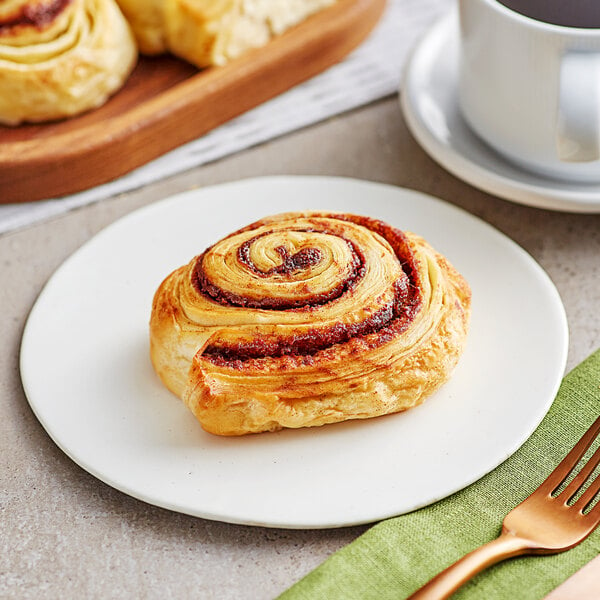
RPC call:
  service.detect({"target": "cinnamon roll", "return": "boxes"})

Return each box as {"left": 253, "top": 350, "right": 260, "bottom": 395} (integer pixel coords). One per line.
{"left": 0, "top": 0, "right": 137, "bottom": 125}
{"left": 150, "top": 212, "right": 471, "bottom": 436}
{"left": 115, "top": 0, "right": 337, "bottom": 67}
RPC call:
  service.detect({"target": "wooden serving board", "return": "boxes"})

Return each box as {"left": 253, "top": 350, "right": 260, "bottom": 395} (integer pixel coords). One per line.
{"left": 0, "top": 0, "right": 385, "bottom": 204}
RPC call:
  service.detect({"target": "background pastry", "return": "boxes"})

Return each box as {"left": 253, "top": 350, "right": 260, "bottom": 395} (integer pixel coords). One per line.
{"left": 115, "top": 0, "right": 337, "bottom": 67}
{"left": 111, "top": 0, "right": 166, "bottom": 54}
{"left": 0, "top": 0, "right": 137, "bottom": 125}
{"left": 150, "top": 212, "right": 472, "bottom": 436}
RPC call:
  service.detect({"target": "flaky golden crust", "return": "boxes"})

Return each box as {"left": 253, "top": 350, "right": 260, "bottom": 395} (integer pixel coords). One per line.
{"left": 0, "top": 0, "right": 137, "bottom": 125}
{"left": 115, "top": 0, "right": 336, "bottom": 67}
{"left": 112, "top": 0, "right": 167, "bottom": 54}
{"left": 150, "top": 212, "right": 471, "bottom": 436}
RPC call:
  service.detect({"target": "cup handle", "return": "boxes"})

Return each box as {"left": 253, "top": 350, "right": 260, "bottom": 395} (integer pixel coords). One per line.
{"left": 557, "top": 51, "right": 600, "bottom": 162}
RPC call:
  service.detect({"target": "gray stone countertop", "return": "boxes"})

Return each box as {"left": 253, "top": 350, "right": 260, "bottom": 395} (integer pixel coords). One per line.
{"left": 2, "top": 97, "right": 599, "bottom": 599}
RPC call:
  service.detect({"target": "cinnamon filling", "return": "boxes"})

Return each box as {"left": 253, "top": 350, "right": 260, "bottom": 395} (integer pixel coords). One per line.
{"left": 239, "top": 240, "right": 323, "bottom": 276}
{"left": 194, "top": 230, "right": 365, "bottom": 310}
{"left": 204, "top": 302, "right": 395, "bottom": 362}
{"left": 193, "top": 216, "right": 423, "bottom": 364}
{"left": 0, "top": 0, "right": 72, "bottom": 33}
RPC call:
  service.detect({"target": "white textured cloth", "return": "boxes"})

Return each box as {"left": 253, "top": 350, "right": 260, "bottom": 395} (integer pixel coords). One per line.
{"left": 0, "top": 0, "right": 449, "bottom": 234}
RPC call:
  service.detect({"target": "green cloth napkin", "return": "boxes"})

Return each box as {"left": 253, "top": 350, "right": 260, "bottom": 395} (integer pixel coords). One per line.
{"left": 280, "top": 349, "right": 600, "bottom": 600}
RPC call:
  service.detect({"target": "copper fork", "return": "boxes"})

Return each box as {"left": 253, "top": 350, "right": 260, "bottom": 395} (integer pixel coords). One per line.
{"left": 408, "top": 415, "right": 600, "bottom": 600}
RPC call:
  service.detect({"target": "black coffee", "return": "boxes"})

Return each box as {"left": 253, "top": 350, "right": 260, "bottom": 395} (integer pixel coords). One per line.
{"left": 497, "top": 0, "right": 600, "bottom": 28}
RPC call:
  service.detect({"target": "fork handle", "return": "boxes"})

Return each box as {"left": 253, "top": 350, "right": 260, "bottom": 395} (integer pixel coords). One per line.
{"left": 407, "top": 532, "right": 533, "bottom": 599}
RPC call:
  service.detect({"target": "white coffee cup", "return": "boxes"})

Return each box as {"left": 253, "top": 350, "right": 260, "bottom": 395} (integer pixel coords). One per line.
{"left": 458, "top": 0, "right": 600, "bottom": 182}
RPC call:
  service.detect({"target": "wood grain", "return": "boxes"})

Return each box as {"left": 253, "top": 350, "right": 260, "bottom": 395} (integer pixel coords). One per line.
{"left": 0, "top": 0, "right": 386, "bottom": 204}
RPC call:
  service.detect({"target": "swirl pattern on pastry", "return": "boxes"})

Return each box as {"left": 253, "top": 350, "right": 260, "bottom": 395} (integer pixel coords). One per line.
{"left": 0, "top": 0, "right": 137, "bottom": 125}
{"left": 150, "top": 212, "right": 471, "bottom": 436}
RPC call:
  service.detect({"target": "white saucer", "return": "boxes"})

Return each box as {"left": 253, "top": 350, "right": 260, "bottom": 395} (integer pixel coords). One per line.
{"left": 401, "top": 11, "right": 600, "bottom": 213}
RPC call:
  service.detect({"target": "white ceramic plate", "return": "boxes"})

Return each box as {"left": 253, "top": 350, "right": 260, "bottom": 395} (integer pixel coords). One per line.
{"left": 21, "top": 177, "right": 568, "bottom": 529}
{"left": 401, "top": 11, "right": 600, "bottom": 213}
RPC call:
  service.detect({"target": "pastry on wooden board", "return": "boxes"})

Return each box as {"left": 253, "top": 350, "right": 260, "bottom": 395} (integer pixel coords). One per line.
{"left": 115, "top": 0, "right": 337, "bottom": 66}
{"left": 0, "top": 0, "right": 137, "bottom": 125}
{"left": 149, "top": 212, "right": 472, "bottom": 436}
{"left": 0, "top": 0, "right": 339, "bottom": 125}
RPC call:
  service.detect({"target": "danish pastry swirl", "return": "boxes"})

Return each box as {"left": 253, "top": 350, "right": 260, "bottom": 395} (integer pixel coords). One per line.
{"left": 0, "top": 0, "right": 137, "bottom": 125}
{"left": 150, "top": 212, "right": 471, "bottom": 435}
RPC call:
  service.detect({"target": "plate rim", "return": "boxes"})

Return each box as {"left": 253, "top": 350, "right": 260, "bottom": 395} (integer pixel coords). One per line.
{"left": 19, "top": 175, "right": 569, "bottom": 528}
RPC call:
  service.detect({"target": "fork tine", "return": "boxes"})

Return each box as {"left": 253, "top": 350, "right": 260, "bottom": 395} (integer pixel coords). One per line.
{"left": 537, "top": 415, "right": 600, "bottom": 495}
{"left": 574, "top": 470, "right": 600, "bottom": 514}
{"left": 407, "top": 414, "right": 600, "bottom": 600}
{"left": 587, "top": 493, "right": 600, "bottom": 519}
{"left": 563, "top": 444, "right": 600, "bottom": 503}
